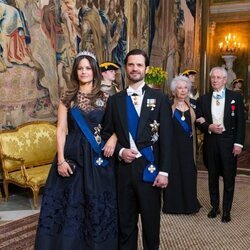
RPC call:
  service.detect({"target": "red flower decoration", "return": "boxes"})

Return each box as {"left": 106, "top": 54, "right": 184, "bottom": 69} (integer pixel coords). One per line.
{"left": 231, "top": 105, "right": 236, "bottom": 111}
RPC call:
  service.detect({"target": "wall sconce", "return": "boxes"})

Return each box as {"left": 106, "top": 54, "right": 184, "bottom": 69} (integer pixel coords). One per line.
{"left": 219, "top": 33, "right": 240, "bottom": 54}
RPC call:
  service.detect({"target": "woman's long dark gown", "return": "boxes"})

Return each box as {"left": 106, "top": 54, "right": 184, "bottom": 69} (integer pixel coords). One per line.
{"left": 162, "top": 109, "right": 201, "bottom": 214}
{"left": 35, "top": 93, "right": 118, "bottom": 250}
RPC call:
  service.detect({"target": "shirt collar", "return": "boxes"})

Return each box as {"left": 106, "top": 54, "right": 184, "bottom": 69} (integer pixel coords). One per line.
{"left": 213, "top": 88, "right": 225, "bottom": 97}
{"left": 127, "top": 83, "right": 146, "bottom": 96}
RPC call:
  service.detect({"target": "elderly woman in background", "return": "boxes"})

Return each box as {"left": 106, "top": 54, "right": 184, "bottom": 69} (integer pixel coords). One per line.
{"left": 163, "top": 76, "right": 202, "bottom": 214}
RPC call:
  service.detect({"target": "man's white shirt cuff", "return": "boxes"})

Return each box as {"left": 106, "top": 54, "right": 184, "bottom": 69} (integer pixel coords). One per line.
{"left": 159, "top": 171, "right": 168, "bottom": 177}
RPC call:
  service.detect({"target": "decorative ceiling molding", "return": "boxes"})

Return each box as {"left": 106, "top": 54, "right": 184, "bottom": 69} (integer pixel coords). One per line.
{"left": 210, "top": 3, "right": 250, "bottom": 14}
{"left": 210, "top": 3, "right": 250, "bottom": 22}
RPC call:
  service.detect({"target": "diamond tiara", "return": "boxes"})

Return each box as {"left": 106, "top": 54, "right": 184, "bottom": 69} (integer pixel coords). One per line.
{"left": 76, "top": 51, "right": 97, "bottom": 61}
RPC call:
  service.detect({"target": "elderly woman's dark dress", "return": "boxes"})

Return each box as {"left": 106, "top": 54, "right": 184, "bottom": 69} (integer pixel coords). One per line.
{"left": 163, "top": 108, "right": 201, "bottom": 214}
{"left": 35, "top": 91, "right": 118, "bottom": 250}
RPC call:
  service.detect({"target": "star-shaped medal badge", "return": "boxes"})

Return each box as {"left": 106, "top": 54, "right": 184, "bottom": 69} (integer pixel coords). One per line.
{"left": 150, "top": 120, "right": 160, "bottom": 143}
{"left": 94, "top": 124, "right": 102, "bottom": 144}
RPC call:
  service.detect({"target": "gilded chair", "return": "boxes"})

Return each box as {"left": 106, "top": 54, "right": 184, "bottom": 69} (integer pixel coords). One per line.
{"left": 0, "top": 121, "right": 57, "bottom": 209}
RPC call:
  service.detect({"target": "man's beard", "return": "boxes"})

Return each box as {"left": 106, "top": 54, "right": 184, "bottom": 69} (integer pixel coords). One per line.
{"left": 127, "top": 74, "right": 144, "bottom": 84}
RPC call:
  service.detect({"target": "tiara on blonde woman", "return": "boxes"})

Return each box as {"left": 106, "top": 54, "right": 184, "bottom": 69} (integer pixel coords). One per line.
{"left": 76, "top": 51, "right": 97, "bottom": 61}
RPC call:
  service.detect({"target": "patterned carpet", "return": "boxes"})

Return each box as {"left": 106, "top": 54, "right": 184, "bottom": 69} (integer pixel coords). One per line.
{"left": 0, "top": 213, "right": 38, "bottom": 250}
{"left": 0, "top": 172, "right": 249, "bottom": 250}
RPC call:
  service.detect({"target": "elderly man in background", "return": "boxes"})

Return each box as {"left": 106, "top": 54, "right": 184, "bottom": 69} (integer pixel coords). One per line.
{"left": 196, "top": 66, "right": 245, "bottom": 223}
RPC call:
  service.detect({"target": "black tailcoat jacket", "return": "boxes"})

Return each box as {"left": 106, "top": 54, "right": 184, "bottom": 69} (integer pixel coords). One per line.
{"left": 196, "top": 88, "right": 245, "bottom": 166}
{"left": 102, "top": 84, "right": 173, "bottom": 174}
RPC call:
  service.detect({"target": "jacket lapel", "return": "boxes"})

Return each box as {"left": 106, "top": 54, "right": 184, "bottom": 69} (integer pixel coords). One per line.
{"left": 207, "top": 92, "right": 213, "bottom": 123}
{"left": 224, "top": 89, "right": 231, "bottom": 120}
{"left": 117, "top": 91, "right": 129, "bottom": 141}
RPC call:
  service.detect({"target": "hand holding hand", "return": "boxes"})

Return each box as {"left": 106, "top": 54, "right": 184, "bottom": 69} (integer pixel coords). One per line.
{"left": 208, "top": 123, "right": 223, "bottom": 134}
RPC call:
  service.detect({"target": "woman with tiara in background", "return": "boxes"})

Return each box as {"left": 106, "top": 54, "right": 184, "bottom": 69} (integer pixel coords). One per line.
{"left": 35, "top": 51, "right": 118, "bottom": 250}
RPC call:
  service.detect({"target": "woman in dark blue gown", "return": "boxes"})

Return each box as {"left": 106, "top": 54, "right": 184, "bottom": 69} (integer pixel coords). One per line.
{"left": 163, "top": 76, "right": 201, "bottom": 214}
{"left": 35, "top": 51, "right": 118, "bottom": 250}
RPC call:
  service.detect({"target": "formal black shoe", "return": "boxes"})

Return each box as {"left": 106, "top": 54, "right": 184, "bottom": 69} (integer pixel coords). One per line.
{"left": 207, "top": 208, "right": 220, "bottom": 218}
{"left": 221, "top": 214, "right": 231, "bottom": 223}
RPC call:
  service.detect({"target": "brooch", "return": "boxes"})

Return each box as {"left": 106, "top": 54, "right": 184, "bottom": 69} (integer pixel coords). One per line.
{"left": 150, "top": 120, "right": 160, "bottom": 143}
{"left": 94, "top": 124, "right": 102, "bottom": 144}
{"left": 95, "top": 98, "right": 105, "bottom": 108}
{"left": 147, "top": 99, "right": 156, "bottom": 111}
{"left": 190, "top": 103, "right": 196, "bottom": 109}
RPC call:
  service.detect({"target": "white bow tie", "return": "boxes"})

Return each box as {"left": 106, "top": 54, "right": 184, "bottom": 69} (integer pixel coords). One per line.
{"left": 127, "top": 88, "right": 143, "bottom": 96}
{"left": 213, "top": 90, "right": 225, "bottom": 99}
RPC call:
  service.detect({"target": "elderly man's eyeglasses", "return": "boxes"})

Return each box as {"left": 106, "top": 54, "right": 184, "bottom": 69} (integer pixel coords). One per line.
{"left": 211, "top": 76, "right": 225, "bottom": 80}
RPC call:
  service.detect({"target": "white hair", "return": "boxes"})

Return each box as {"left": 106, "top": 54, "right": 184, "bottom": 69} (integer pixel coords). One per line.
{"left": 170, "top": 75, "right": 192, "bottom": 93}
{"left": 209, "top": 66, "right": 228, "bottom": 79}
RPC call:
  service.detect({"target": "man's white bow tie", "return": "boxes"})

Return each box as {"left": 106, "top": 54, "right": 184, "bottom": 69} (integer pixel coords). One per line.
{"left": 213, "top": 90, "right": 225, "bottom": 99}
{"left": 127, "top": 88, "right": 143, "bottom": 96}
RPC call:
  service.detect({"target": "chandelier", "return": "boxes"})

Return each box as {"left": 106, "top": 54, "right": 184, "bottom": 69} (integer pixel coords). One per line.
{"left": 219, "top": 33, "right": 241, "bottom": 54}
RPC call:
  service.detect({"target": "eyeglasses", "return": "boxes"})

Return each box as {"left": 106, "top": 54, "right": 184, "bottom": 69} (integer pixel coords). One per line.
{"left": 210, "top": 76, "right": 225, "bottom": 81}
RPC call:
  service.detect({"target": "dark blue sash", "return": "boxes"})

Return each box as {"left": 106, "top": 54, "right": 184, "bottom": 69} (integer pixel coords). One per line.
{"left": 70, "top": 107, "right": 108, "bottom": 167}
{"left": 174, "top": 109, "right": 192, "bottom": 137}
{"left": 127, "top": 96, "right": 158, "bottom": 182}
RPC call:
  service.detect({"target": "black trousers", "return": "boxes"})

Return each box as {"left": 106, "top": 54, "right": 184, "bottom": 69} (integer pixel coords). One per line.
{"left": 203, "top": 131, "right": 237, "bottom": 214}
{"left": 116, "top": 157, "right": 161, "bottom": 250}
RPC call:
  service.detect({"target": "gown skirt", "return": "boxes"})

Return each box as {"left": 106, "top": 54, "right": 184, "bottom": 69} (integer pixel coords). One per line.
{"left": 35, "top": 108, "right": 118, "bottom": 250}
{"left": 162, "top": 109, "right": 201, "bottom": 214}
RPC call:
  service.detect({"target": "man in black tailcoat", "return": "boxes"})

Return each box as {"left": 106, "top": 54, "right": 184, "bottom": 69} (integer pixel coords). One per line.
{"left": 102, "top": 49, "right": 173, "bottom": 249}
{"left": 196, "top": 66, "right": 245, "bottom": 223}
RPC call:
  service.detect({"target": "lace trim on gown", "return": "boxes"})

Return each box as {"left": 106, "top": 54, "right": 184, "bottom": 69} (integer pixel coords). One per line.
{"left": 76, "top": 91, "right": 109, "bottom": 112}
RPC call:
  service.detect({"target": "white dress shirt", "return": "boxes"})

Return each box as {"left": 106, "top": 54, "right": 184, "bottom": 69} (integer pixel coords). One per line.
{"left": 211, "top": 89, "right": 225, "bottom": 131}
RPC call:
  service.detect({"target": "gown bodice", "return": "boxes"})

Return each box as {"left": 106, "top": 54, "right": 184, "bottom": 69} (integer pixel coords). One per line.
{"left": 67, "top": 90, "right": 108, "bottom": 135}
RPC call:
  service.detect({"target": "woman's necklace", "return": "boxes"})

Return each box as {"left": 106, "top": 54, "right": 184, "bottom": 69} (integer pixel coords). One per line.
{"left": 181, "top": 112, "right": 185, "bottom": 121}
{"left": 177, "top": 102, "right": 186, "bottom": 121}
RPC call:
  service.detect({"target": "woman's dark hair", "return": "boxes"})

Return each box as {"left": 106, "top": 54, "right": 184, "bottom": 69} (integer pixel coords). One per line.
{"left": 61, "top": 54, "right": 102, "bottom": 108}
{"left": 124, "top": 49, "right": 149, "bottom": 67}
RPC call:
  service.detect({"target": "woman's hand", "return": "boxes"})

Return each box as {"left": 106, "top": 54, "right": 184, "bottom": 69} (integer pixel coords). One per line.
{"left": 57, "top": 161, "right": 73, "bottom": 177}
{"left": 103, "top": 133, "right": 117, "bottom": 157}
{"left": 196, "top": 117, "right": 206, "bottom": 124}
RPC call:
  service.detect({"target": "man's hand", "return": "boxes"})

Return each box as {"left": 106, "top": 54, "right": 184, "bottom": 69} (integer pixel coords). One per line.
{"left": 233, "top": 145, "right": 242, "bottom": 156}
{"left": 121, "top": 149, "right": 138, "bottom": 163}
{"left": 208, "top": 123, "right": 224, "bottom": 134}
{"left": 153, "top": 174, "right": 168, "bottom": 188}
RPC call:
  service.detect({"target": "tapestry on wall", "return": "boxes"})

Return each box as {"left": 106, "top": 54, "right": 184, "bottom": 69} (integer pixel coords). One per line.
{"left": 0, "top": 0, "right": 128, "bottom": 129}
{"left": 166, "top": 0, "right": 198, "bottom": 84}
